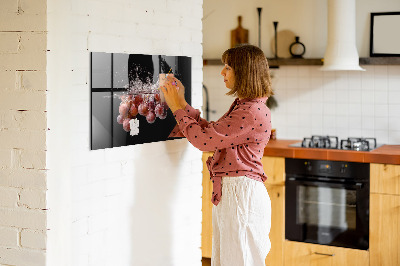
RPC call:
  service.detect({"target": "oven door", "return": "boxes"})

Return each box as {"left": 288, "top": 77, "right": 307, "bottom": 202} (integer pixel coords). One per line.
{"left": 285, "top": 177, "right": 369, "bottom": 250}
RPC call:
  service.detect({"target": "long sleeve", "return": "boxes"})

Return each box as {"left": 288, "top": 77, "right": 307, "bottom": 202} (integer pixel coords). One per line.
{"left": 168, "top": 104, "right": 211, "bottom": 137}
{"left": 173, "top": 105, "right": 256, "bottom": 152}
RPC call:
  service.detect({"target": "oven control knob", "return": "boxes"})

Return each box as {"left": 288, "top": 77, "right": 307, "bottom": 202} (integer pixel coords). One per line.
{"left": 340, "top": 164, "right": 347, "bottom": 174}
{"left": 304, "top": 161, "right": 312, "bottom": 171}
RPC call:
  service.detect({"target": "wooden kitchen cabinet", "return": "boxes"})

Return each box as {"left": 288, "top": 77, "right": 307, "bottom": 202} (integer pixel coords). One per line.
{"left": 370, "top": 193, "right": 400, "bottom": 266}
{"left": 370, "top": 163, "right": 400, "bottom": 266}
{"left": 261, "top": 156, "right": 285, "bottom": 186}
{"left": 264, "top": 184, "right": 285, "bottom": 266}
{"left": 202, "top": 152, "right": 213, "bottom": 258}
{"left": 262, "top": 156, "right": 285, "bottom": 266}
{"left": 284, "top": 241, "right": 369, "bottom": 266}
{"left": 370, "top": 163, "right": 400, "bottom": 195}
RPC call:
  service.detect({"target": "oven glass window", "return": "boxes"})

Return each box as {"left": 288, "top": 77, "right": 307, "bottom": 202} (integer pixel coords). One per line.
{"left": 297, "top": 186, "right": 356, "bottom": 230}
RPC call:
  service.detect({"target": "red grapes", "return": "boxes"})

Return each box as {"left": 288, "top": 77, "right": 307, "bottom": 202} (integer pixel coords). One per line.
{"left": 117, "top": 92, "right": 167, "bottom": 132}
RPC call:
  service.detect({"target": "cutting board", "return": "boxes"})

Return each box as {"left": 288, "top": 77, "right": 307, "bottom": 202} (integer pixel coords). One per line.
{"left": 231, "top": 16, "right": 249, "bottom": 48}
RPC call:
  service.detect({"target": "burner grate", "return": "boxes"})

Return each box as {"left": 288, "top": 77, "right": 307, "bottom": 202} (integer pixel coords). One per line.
{"left": 295, "top": 136, "right": 378, "bottom": 151}
{"left": 301, "top": 135, "right": 339, "bottom": 149}
{"left": 340, "top": 137, "right": 377, "bottom": 151}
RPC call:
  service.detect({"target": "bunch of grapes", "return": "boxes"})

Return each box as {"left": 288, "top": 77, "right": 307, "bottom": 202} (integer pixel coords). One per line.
{"left": 117, "top": 93, "right": 169, "bottom": 132}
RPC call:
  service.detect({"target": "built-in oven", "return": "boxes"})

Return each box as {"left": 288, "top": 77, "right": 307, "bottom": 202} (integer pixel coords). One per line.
{"left": 285, "top": 158, "right": 369, "bottom": 250}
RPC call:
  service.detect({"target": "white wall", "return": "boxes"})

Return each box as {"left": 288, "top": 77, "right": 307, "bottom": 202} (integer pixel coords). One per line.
{"left": 46, "top": 0, "right": 203, "bottom": 266}
{"left": 271, "top": 65, "right": 400, "bottom": 144}
{"left": 203, "top": 0, "right": 400, "bottom": 58}
{"left": 204, "top": 65, "right": 400, "bottom": 144}
{"left": 203, "top": 0, "right": 400, "bottom": 145}
{"left": 0, "top": 0, "right": 48, "bottom": 265}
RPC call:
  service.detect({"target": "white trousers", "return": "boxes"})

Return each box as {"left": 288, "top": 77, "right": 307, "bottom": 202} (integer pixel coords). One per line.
{"left": 212, "top": 176, "right": 271, "bottom": 266}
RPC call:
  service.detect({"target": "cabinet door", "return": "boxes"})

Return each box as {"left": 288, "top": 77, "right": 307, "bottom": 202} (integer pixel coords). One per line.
{"left": 261, "top": 156, "right": 285, "bottom": 185}
{"left": 370, "top": 163, "right": 400, "bottom": 195}
{"left": 284, "top": 241, "right": 369, "bottom": 266}
{"left": 370, "top": 193, "right": 400, "bottom": 266}
{"left": 202, "top": 152, "right": 213, "bottom": 258}
{"left": 264, "top": 185, "right": 284, "bottom": 266}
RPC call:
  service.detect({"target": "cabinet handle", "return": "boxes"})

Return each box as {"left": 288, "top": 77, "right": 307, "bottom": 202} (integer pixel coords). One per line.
{"left": 314, "top": 252, "right": 335, "bottom": 257}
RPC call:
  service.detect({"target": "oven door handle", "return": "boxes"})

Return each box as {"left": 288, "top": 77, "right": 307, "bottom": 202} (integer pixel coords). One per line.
{"left": 286, "top": 177, "right": 364, "bottom": 189}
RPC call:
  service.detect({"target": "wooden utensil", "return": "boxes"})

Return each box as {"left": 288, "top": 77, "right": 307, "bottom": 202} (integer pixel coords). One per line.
{"left": 231, "top": 16, "right": 249, "bottom": 48}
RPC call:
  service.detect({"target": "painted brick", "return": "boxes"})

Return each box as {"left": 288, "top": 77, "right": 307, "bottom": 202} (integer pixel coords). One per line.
{"left": 19, "top": 0, "right": 47, "bottom": 15}
{"left": 0, "top": 169, "right": 47, "bottom": 189}
{"left": 0, "top": 71, "right": 16, "bottom": 90}
{"left": 20, "top": 229, "right": 46, "bottom": 249}
{"left": 0, "top": 187, "right": 19, "bottom": 208}
{"left": 0, "top": 90, "right": 46, "bottom": 111}
{"left": 0, "top": 208, "right": 46, "bottom": 230}
{"left": 0, "top": 52, "right": 46, "bottom": 71}
{"left": 166, "top": 0, "right": 191, "bottom": 15}
{"left": 0, "top": 129, "right": 46, "bottom": 150}
{"left": 0, "top": 0, "right": 18, "bottom": 13}
{"left": 17, "top": 32, "right": 46, "bottom": 54}
{"left": 88, "top": 33, "right": 125, "bottom": 54}
{"left": 189, "top": 3, "right": 203, "bottom": 19}
{"left": 192, "top": 68, "right": 203, "bottom": 83}
{"left": 181, "top": 42, "right": 202, "bottom": 57}
{"left": 10, "top": 148, "right": 22, "bottom": 169}
{"left": 0, "top": 110, "right": 47, "bottom": 130}
{"left": 0, "top": 13, "right": 46, "bottom": 32}
{"left": 0, "top": 227, "right": 19, "bottom": 247}
{"left": 0, "top": 247, "right": 45, "bottom": 266}
{"left": 71, "top": 165, "right": 88, "bottom": 187}
{"left": 70, "top": 69, "right": 89, "bottom": 87}
{"left": 151, "top": 11, "right": 180, "bottom": 28}
{"left": 135, "top": 24, "right": 171, "bottom": 41}
{"left": 0, "top": 149, "right": 11, "bottom": 169}
{"left": 87, "top": 211, "right": 109, "bottom": 233}
{"left": 16, "top": 70, "right": 47, "bottom": 91}
{"left": 87, "top": 164, "right": 108, "bottom": 183}
{"left": 180, "top": 16, "right": 202, "bottom": 30}
{"left": 0, "top": 32, "right": 20, "bottom": 54}
{"left": 20, "top": 150, "right": 46, "bottom": 170}
{"left": 120, "top": 37, "right": 154, "bottom": 55}
{"left": 19, "top": 189, "right": 46, "bottom": 209}
{"left": 191, "top": 30, "right": 203, "bottom": 44}
{"left": 133, "top": 0, "right": 167, "bottom": 12}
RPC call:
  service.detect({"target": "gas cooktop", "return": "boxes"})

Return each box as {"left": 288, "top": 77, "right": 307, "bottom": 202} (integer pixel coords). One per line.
{"left": 289, "top": 135, "right": 383, "bottom": 151}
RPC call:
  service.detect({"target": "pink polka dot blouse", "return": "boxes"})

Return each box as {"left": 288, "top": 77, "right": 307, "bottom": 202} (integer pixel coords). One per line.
{"left": 172, "top": 97, "right": 271, "bottom": 206}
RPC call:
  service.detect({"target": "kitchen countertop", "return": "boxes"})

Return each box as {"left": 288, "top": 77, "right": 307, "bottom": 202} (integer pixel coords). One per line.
{"left": 263, "top": 139, "right": 400, "bottom": 165}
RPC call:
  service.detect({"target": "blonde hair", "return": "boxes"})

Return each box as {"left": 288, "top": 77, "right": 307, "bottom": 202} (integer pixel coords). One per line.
{"left": 221, "top": 44, "right": 273, "bottom": 99}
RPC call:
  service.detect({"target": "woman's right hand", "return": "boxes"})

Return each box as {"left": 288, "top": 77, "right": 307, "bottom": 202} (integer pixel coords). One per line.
{"left": 167, "top": 76, "right": 187, "bottom": 107}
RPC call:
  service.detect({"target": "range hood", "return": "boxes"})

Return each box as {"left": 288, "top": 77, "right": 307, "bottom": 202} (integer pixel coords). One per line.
{"left": 320, "top": 0, "right": 365, "bottom": 71}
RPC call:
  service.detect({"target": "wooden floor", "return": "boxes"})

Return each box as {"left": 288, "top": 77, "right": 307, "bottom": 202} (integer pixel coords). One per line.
{"left": 202, "top": 257, "right": 211, "bottom": 266}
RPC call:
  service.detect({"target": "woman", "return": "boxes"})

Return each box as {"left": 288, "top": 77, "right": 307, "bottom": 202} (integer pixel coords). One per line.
{"left": 161, "top": 44, "right": 273, "bottom": 266}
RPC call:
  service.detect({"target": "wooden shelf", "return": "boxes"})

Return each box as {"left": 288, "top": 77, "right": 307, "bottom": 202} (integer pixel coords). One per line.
{"left": 268, "top": 58, "right": 323, "bottom": 67}
{"left": 203, "top": 57, "right": 400, "bottom": 67}
{"left": 359, "top": 57, "right": 400, "bottom": 65}
{"left": 203, "top": 58, "right": 323, "bottom": 67}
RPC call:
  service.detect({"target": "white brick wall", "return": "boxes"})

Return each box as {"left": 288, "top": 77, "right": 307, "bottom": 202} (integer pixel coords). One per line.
{"left": 47, "top": 1, "right": 203, "bottom": 266}
{"left": 3, "top": 0, "right": 204, "bottom": 265}
{"left": 0, "top": 0, "right": 48, "bottom": 265}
